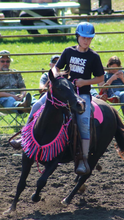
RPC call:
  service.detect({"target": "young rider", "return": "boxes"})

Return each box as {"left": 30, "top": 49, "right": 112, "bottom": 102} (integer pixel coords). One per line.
{"left": 52, "top": 22, "right": 104, "bottom": 175}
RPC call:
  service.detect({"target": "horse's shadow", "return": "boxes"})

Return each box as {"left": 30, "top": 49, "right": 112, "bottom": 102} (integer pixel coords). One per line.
{"left": 11, "top": 206, "right": 124, "bottom": 220}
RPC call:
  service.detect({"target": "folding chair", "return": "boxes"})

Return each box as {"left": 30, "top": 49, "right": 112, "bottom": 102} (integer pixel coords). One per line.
{"left": 0, "top": 106, "right": 28, "bottom": 131}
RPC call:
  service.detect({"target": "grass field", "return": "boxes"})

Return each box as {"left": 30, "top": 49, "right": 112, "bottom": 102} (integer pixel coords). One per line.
{"left": 1, "top": 22, "right": 124, "bottom": 87}
{"left": 0, "top": 0, "right": 124, "bottom": 134}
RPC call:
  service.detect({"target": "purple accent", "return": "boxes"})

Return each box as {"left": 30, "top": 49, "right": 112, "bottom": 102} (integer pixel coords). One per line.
{"left": 91, "top": 100, "right": 103, "bottom": 124}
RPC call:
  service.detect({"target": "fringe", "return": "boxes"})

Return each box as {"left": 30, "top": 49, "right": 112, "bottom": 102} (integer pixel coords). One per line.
{"left": 21, "top": 105, "right": 72, "bottom": 163}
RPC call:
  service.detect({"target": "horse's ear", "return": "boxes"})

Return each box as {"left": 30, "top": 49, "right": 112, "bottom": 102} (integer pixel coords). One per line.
{"left": 49, "top": 69, "right": 55, "bottom": 82}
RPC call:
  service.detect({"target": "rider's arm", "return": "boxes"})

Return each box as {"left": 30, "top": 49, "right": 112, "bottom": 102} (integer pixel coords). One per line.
{"left": 76, "top": 75, "right": 104, "bottom": 88}
{"left": 52, "top": 66, "right": 60, "bottom": 78}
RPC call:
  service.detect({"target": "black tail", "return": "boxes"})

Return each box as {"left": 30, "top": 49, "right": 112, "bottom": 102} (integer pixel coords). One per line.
{"left": 112, "top": 107, "right": 124, "bottom": 156}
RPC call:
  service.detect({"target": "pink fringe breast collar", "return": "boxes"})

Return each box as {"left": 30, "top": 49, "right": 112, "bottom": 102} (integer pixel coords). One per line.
{"left": 21, "top": 105, "right": 72, "bottom": 164}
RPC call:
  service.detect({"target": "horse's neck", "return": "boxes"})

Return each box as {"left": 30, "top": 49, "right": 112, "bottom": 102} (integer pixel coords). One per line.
{"left": 42, "top": 100, "right": 63, "bottom": 125}
{"left": 33, "top": 99, "right": 64, "bottom": 145}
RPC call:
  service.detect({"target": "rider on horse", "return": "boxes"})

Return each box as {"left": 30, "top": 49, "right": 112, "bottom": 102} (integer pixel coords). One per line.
{"left": 10, "top": 22, "right": 104, "bottom": 176}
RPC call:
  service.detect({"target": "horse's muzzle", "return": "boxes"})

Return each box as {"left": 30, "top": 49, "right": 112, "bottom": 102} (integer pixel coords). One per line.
{"left": 72, "top": 100, "right": 86, "bottom": 114}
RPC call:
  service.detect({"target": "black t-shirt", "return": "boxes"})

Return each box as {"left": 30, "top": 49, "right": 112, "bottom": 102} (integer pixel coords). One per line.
{"left": 56, "top": 46, "right": 104, "bottom": 95}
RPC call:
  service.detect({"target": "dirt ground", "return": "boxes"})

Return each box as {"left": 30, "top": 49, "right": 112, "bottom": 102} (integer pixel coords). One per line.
{"left": 0, "top": 137, "right": 124, "bottom": 220}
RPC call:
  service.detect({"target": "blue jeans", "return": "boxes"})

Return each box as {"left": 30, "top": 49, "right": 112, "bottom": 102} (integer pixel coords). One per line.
{"left": 0, "top": 97, "right": 21, "bottom": 113}
{"left": 29, "top": 93, "right": 47, "bottom": 119}
{"left": 0, "top": 95, "right": 37, "bottom": 114}
{"left": 76, "top": 94, "right": 91, "bottom": 140}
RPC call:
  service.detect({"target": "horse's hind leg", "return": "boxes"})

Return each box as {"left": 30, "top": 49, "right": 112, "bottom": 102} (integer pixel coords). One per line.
{"left": 62, "top": 154, "right": 102, "bottom": 205}
{"left": 62, "top": 173, "right": 90, "bottom": 206}
{"left": 32, "top": 159, "right": 58, "bottom": 202}
{"left": 9, "top": 153, "right": 33, "bottom": 212}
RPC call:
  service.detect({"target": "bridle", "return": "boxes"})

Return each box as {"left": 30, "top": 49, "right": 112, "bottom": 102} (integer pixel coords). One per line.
{"left": 47, "top": 78, "right": 71, "bottom": 111}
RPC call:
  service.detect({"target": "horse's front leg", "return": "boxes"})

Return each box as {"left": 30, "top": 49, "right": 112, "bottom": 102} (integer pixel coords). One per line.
{"left": 5, "top": 153, "right": 33, "bottom": 213}
{"left": 32, "top": 158, "right": 58, "bottom": 202}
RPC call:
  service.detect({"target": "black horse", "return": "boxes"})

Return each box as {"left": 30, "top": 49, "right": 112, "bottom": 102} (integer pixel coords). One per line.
{"left": 6, "top": 70, "right": 124, "bottom": 213}
{"left": 6, "top": 70, "right": 85, "bottom": 213}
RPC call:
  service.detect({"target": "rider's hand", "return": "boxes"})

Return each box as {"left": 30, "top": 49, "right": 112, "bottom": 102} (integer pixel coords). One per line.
{"left": 75, "top": 78, "right": 87, "bottom": 88}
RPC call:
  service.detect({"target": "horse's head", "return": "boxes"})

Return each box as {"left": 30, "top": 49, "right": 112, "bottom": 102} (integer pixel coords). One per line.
{"left": 48, "top": 69, "right": 85, "bottom": 114}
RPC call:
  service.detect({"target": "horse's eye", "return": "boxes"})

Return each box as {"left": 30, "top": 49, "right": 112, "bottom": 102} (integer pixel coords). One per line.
{"left": 55, "top": 84, "right": 62, "bottom": 91}
{"left": 57, "top": 88, "right": 62, "bottom": 91}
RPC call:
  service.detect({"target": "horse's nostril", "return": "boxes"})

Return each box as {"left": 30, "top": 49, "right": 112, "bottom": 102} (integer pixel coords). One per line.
{"left": 74, "top": 102, "right": 85, "bottom": 114}
{"left": 77, "top": 101, "right": 85, "bottom": 111}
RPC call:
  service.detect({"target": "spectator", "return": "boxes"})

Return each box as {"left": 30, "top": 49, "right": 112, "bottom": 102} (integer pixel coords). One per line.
{"left": 0, "top": 50, "right": 32, "bottom": 114}
{"left": 93, "top": 0, "right": 112, "bottom": 14}
{"left": 78, "top": 0, "right": 112, "bottom": 15}
{"left": 99, "top": 55, "right": 124, "bottom": 115}
{"left": 39, "top": 55, "right": 60, "bottom": 93}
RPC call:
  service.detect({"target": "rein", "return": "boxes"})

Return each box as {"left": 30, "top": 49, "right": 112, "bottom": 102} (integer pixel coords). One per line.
{"left": 72, "top": 79, "right": 79, "bottom": 95}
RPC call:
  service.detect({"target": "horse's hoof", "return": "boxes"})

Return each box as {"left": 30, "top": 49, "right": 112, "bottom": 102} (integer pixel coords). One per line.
{"left": 3, "top": 205, "right": 16, "bottom": 215}
{"left": 61, "top": 198, "right": 68, "bottom": 207}
{"left": 78, "top": 184, "right": 86, "bottom": 193}
{"left": 3, "top": 209, "right": 11, "bottom": 215}
{"left": 32, "top": 193, "right": 41, "bottom": 202}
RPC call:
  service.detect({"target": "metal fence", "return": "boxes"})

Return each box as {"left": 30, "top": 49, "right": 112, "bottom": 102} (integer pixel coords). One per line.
{"left": 0, "top": 13, "right": 124, "bottom": 131}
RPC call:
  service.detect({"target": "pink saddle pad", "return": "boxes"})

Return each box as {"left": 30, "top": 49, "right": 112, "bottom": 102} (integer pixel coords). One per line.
{"left": 91, "top": 100, "right": 103, "bottom": 124}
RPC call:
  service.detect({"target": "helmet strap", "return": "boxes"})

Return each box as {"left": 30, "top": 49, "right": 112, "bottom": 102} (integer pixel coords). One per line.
{"left": 76, "top": 34, "right": 81, "bottom": 46}
{"left": 76, "top": 34, "right": 79, "bottom": 44}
